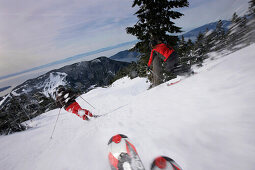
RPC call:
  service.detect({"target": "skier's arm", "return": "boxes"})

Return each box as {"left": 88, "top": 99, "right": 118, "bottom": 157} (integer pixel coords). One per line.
{"left": 148, "top": 50, "right": 155, "bottom": 67}
{"left": 67, "top": 89, "right": 79, "bottom": 100}
{"left": 55, "top": 96, "right": 64, "bottom": 108}
{"left": 166, "top": 45, "right": 175, "bottom": 60}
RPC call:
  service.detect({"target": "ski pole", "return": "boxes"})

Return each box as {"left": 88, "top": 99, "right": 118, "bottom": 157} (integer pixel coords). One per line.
{"left": 96, "top": 104, "right": 129, "bottom": 117}
{"left": 50, "top": 108, "right": 62, "bottom": 139}
{"left": 79, "top": 96, "right": 96, "bottom": 109}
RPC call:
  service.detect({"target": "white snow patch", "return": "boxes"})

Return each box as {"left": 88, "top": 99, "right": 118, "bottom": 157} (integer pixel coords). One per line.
{"left": 77, "top": 77, "right": 150, "bottom": 115}
{"left": 92, "top": 59, "right": 101, "bottom": 63}
{"left": 204, "top": 29, "right": 213, "bottom": 37}
{"left": 10, "top": 90, "right": 20, "bottom": 96}
{"left": 41, "top": 72, "right": 67, "bottom": 98}
{"left": 232, "top": 43, "right": 247, "bottom": 49}
{"left": 0, "top": 94, "right": 10, "bottom": 106}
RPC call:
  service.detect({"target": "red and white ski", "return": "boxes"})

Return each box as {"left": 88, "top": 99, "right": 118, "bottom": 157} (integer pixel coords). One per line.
{"left": 108, "top": 134, "right": 182, "bottom": 170}
{"left": 108, "top": 134, "right": 145, "bottom": 170}
{"left": 151, "top": 156, "right": 182, "bottom": 170}
{"left": 167, "top": 78, "right": 182, "bottom": 86}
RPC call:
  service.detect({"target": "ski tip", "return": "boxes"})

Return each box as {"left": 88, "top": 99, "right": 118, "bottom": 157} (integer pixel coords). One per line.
{"left": 151, "top": 156, "right": 182, "bottom": 170}
{"left": 108, "top": 134, "right": 128, "bottom": 145}
{"left": 167, "top": 79, "right": 182, "bottom": 86}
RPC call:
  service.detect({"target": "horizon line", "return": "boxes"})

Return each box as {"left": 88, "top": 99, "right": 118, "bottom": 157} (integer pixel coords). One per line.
{"left": 0, "top": 40, "right": 138, "bottom": 81}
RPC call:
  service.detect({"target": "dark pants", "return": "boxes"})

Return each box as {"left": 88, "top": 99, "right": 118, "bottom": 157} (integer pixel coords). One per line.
{"left": 164, "top": 52, "right": 178, "bottom": 72}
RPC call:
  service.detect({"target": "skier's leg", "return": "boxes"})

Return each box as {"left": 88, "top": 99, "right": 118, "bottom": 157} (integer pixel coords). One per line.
{"left": 73, "top": 103, "right": 93, "bottom": 120}
{"left": 74, "top": 104, "right": 89, "bottom": 120}
{"left": 165, "top": 53, "right": 178, "bottom": 73}
{"left": 65, "top": 102, "right": 78, "bottom": 114}
{"left": 66, "top": 102, "right": 94, "bottom": 120}
{"left": 77, "top": 108, "right": 93, "bottom": 120}
{"left": 66, "top": 102, "right": 86, "bottom": 119}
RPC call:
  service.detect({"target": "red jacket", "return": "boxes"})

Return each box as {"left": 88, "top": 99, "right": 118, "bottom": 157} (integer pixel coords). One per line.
{"left": 147, "top": 43, "right": 175, "bottom": 67}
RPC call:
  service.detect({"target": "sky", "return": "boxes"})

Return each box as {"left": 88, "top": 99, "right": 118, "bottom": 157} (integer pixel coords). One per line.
{"left": 0, "top": 0, "right": 250, "bottom": 83}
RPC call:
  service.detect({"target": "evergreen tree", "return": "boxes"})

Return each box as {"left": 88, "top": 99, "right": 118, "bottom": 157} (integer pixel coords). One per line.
{"left": 126, "top": 0, "right": 189, "bottom": 86}
{"left": 178, "top": 35, "right": 187, "bottom": 56}
{"left": 0, "top": 95, "right": 28, "bottom": 134}
{"left": 177, "top": 36, "right": 193, "bottom": 71}
{"left": 127, "top": 0, "right": 189, "bottom": 52}
{"left": 195, "top": 33, "right": 205, "bottom": 54}
{"left": 249, "top": 0, "right": 255, "bottom": 15}
{"left": 227, "top": 13, "right": 241, "bottom": 48}
{"left": 207, "top": 20, "right": 227, "bottom": 51}
{"left": 186, "top": 39, "right": 196, "bottom": 65}
{"left": 176, "top": 38, "right": 192, "bottom": 74}
{"left": 227, "top": 11, "right": 251, "bottom": 48}
{"left": 203, "top": 28, "right": 214, "bottom": 52}
{"left": 232, "top": 12, "right": 240, "bottom": 23}
{"left": 215, "top": 20, "right": 227, "bottom": 49}
{"left": 247, "top": 0, "right": 255, "bottom": 44}
{"left": 193, "top": 32, "right": 207, "bottom": 65}
{"left": 215, "top": 20, "right": 226, "bottom": 41}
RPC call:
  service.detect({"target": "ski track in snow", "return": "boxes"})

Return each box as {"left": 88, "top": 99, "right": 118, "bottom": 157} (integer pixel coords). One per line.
{"left": 0, "top": 44, "right": 255, "bottom": 170}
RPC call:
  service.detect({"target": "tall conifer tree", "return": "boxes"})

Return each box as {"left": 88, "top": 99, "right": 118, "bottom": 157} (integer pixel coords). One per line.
{"left": 249, "top": 0, "right": 255, "bottom": 15}
{"left": 127, "top": 0, "right": 189, "bottom": 54}
{"left": 126, "top": 0, "right": 189, "bottom": 85}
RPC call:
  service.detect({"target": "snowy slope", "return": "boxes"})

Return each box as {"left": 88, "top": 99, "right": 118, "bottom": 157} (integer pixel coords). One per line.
{"left": 0, "top": 44, "right": 255, "bottom": 170}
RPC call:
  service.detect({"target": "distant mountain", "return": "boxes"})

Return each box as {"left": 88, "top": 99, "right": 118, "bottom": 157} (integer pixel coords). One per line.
{"left": 182, "top": 20, "right": 231, "bottom": 41}
{"left": 0, "top": 57, "right": 129, "bottom": 134}
{"left": 0, "top": 86, "right": 11, "bottom": 93}
{"left": 110, "top": 50, "right": 139, "bottom": 63}
{"left": 12, "top": 57, "right": 129, "bottom": 96}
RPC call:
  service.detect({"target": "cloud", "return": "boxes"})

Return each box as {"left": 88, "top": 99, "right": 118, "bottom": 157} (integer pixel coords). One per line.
{"left": 0, "top": 0, "right": 250, "bottom": 79}
{"left": 0, "top": 0, "right": 137, "bottom": 77}
{"left": 0, "top": 40, "right": 137, "bottom": 81}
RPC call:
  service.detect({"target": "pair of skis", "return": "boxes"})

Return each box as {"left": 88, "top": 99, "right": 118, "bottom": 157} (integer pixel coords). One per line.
{"left": 108, "top": 134, "right": 182, "bottom": 170}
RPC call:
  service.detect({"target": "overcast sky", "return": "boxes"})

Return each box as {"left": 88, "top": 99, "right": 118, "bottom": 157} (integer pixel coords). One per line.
{"left": 0, "top": 0, "right": 250, "bottom": 80}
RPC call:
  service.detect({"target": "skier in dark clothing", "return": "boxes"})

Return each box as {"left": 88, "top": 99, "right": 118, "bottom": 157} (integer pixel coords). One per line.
{"left": 147, "top": 40, "right": 178, "bottom": 72}
{"left": 55, "top": 85, "right": 93, "bottom": 121}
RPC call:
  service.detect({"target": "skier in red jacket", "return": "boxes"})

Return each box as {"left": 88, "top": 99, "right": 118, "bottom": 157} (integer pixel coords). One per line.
{"left": 147, "top": 40, "right": 178, "bottom": 72}
{"left": 55, "top": 85, "right": 94, "bottom": 121}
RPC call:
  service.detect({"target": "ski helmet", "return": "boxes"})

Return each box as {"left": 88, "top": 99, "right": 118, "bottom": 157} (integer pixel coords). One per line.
{"left": 56, "top": 85, "right": 65, "bottom": 94}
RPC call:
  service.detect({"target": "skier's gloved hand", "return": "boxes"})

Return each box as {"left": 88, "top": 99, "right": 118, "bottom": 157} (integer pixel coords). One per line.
{"left": 146, "top": 66, "right": 150, "bottom": 71}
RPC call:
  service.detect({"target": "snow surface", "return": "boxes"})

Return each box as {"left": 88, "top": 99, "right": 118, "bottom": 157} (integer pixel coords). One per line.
{"left": 0, "top": 44, "right": 255, "bottom": 170}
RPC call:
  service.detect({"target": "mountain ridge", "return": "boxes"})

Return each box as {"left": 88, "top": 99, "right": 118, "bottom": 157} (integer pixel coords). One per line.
{"left": 0, "top": 57, "right": 129, "bottom": 134}
{"left": 181, "top": 20, "right": 231, "bottom": 41}
{"left": 109, "top": 50, "right": 139, "bottom": 62}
